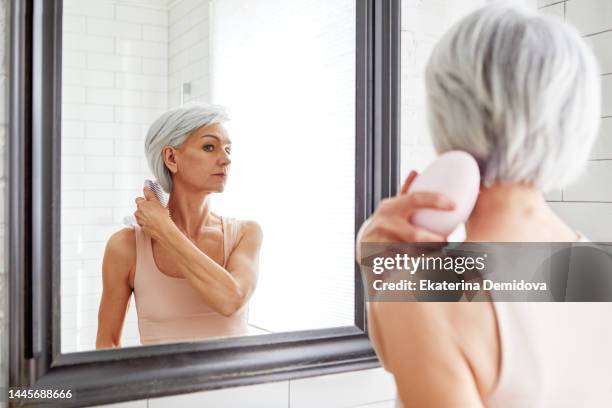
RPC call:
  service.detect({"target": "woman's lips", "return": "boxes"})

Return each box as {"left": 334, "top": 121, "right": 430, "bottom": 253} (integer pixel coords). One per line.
{"left": 213, "top": 174, "right": 226, "bottom": 177}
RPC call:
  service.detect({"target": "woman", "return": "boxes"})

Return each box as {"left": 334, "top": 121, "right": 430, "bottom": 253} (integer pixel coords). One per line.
{"left": 357, "top": 3, "right": 612, "bottom": 407}
{"left": 96, "top": 104, "right": 263, "bottom": 348}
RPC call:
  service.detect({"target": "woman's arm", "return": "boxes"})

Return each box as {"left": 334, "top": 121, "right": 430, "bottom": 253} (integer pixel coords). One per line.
{"left": 370, "top": 302, "right": 484, "bottom": 408}
{"left": 96, "top": 228, "right": 135, "bottom": 349}
{"left": 158, "top": 220, "right": 263, "bottom": 317}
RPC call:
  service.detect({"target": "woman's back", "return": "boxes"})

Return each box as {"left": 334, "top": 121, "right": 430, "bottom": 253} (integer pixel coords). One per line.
{"left": 484, "top": 301, "right": 612, "bottom": 407}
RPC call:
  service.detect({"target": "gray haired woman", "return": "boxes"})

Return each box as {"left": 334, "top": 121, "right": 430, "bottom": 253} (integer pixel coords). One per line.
{"left": 96, "top": 104, "right": 263, "bottom": 348}
{"left": 357, "top": 2, "right": 612, "bottom": 407}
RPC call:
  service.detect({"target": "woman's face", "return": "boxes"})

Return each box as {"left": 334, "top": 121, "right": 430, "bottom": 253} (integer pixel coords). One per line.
{"left": 164, "top": 122, "right": 232, "bottom": 193}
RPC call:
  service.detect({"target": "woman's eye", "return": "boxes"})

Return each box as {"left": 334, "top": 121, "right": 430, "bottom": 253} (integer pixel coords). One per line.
{"left": 203, "top": 144, "right": 215, "bottom": 152}
{"left": 226, "top": 148, "right": 232, "bottom": 155}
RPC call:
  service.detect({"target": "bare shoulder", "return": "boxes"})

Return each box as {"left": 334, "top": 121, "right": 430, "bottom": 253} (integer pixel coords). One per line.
{"left": 103, "top": 227, "right": 137, "bottom": 282}
{"left": 235, "top": 219, "right": 263, "bottom": 243}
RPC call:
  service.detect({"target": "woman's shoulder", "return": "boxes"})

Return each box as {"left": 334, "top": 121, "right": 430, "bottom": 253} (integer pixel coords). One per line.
{"left": 104, "top": 227, "right": 137, "bottom": 270}
{"left": 223, "top": 218, "right": 263, "bottom": 246}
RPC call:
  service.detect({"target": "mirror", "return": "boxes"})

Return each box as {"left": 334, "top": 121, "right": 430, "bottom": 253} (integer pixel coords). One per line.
{"left": 60, "top": 0, "right": 357, "bottom": 352}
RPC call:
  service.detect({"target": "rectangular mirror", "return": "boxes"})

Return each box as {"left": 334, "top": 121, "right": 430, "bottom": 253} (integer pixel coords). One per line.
{"left": 60, "top": 0, "right": 358, "bottom": 353}
{"left": 9, "top": 0, "right": 400, "bottom": 406}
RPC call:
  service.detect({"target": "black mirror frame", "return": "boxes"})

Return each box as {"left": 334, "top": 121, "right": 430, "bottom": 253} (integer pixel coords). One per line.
{"left": 8, "top": 0, "right": 401, "bottom": 406}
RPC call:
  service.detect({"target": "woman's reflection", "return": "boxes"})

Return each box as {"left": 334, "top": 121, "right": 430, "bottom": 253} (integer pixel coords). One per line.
{"left": 96, "top": 104, "right": 263, "bottom": 348}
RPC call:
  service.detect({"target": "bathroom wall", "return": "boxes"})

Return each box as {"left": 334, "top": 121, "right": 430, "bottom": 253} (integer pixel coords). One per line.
{"left": 167, "top": 0, "right": 211, "bottom": 106}
{"left": 539, "top": 0, "right": 612, "bottom": 241}
{"left": 61, "top": 0, "right": 169, "bottom": 352}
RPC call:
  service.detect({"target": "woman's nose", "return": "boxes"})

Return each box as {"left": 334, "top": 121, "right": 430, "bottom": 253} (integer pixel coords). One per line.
{"left": 220, "top": 153, "right": 231, "bottom": 165}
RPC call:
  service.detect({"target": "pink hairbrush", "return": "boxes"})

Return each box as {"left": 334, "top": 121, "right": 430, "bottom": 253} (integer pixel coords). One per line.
{"left": 144, "top": 179, "right": 168, "bottom": 206}
{"left": 406, "top": 151, "right": 481, "bottom": 237}
{"left": 123, "top": 179, "right": 168, "bottom": 227}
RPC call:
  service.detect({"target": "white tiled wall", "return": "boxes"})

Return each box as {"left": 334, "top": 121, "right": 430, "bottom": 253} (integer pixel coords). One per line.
{"left": 543, "top": 0, "right": 612, "bottom": 241}
{"left": 61, "top": 0, "right": 168, "bottom": 352}
{"left": 400, "top": 0, "right": 487, "bottom": 176}
{"left": 167, "top": 0, "right": 211, "bottom": 106}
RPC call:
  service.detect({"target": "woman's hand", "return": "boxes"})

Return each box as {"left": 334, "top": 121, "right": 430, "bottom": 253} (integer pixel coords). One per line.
{"left": 134, "top": 187, "right": 174, "bottom": 242}
{"left": 355, "top": 170, "right": 456, "bottom": 263}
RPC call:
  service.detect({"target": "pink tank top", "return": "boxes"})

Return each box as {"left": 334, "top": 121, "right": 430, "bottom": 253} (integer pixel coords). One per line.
{"left": 394, "top": 234, "right": 612, "bottom": 407}
{"left": 484, "top": 234, "right": 612, "bottom": 406}
{"left": 132, "top": 215, "right": 249, "bottom": 345}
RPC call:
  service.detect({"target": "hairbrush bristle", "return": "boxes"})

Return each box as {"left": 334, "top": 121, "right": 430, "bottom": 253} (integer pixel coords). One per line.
{"left": 144, "top": 179, "right": 168, "bottom": 206}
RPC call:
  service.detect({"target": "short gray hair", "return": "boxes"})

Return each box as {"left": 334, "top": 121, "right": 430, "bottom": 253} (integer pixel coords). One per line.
{"left": 144, "top": 104, "right": 229, "bottom": 193}
{"left": 425, "top": 1, "right": 601, "bottom": 192}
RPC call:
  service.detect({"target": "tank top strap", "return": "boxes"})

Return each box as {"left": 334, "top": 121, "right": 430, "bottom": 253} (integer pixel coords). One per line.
{"left": 133, "top": 224, "right": 147, "bottom": 269}
{"left": 222, "top": 217, "right": 240, "bottom": 268}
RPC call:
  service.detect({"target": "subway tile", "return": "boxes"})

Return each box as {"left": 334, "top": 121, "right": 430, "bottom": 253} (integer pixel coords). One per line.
{"left": 114, "top": 106, "right": 164, "bottom": 124}
{"left": 113, "top": 173, "right": 150, "bottom": 190}
{"left": 140, "top": 91, "right": 166, "bottom": 108}
{"left": 537, "top": 0, "right": 564, "bottom": 7}
{"left": 544, "top": 188, "right": 563, "bottom": 200}
{"left": 117, "top": 39, "right": 168, "bottom": 59}
{"left": 141, "top": 58, "right": 168, "bottom": 76}
{"left": 549, "top": 201, "right": 612, "bottom": 240}
{"left": 62, "top": 103, "right": 114, "bottom": 122}
{"left": 116, "top": 5, "right": 168, "bottom": 26}
{"left": 61, "top": 190, "right": 84, "bottom": 208}
{"left": 63, "top": 15, "right": 86, "bottom": 33}
{"left": 64, "top": 2, "right": 114, "bottom": 19}
{"left": 169, "top": 25, "right": 206, "bottom": 57}
{"left": 81, "top": 225, "right": 119, "bottom": 243}
{"left": 86, "top": 156, "right": 143, "bottom": 174}
{"left": 61, "top": 208, "right": 114, "bottom": 226}
{"left": 87, "top": 89, "right": 142, "bottom": 107}
{"left": 114, "top": 140, "right": 147, "bottom": 157}
{"left": 289, "top": 368, "right": 397, "bottom": 408}
{"left": 63, "top": 51, "right": 87, "bottom": 69}
{"left": 62, "top": 173, "right": 114, "bottom": 191}
{"left": 61, "top": 260, "right": 85, "bottom": 277}
{"left": 62, "top": 156, "right": 86, "bottom": 174}
{"left": 87, "top": 54, "right": 142, "bottom": 73}
{"left": 84, "top": 189, "right": 142, "bottom": 207}
{"left": 61, "top": 240, "right": 105, "bottom": 261}
{"left": 563, "top": 160, "right": 612, "bottom": 201}
{"left": 540, "top": 2, "right": 565, "bottom": 19}
{"left": 590, "top": 118, "right": 612, "bottom": 159}
{"left": 115, "top": 72, "right": 168, "bottom": 92}
{"left": 149, "top": 381, "right": 289, "bottom": 408}
{"left": 169, "top": 0, "right": 201, "bottom": 26}
{"left": 63, "top": 33, "right": 114, "bottom": 54}
{"left": 62, "top": 68, "right": 114, "bottom": 88}
{"left": 566, "top": 0, "right": 612, "bottom": 36}
{"left": 86, "top": 123, "right": 145, "bottom": 140}
{"left": 63, "top": 86, "right": 86, "bottom": 103}
{"left": 169, "top": 49, "right": 190, "bottom": 74}
{"left": 87, "top": 18, "right": 142, "bottom": 40}
{"left": 62, "top": 121, "right": 85, "bottom": 139}
{"left": 143, "top": 25, "right": 168, "bottom": 42}
{"left": 587, "top": 31, "right": 612, "bottom": 74}
{"left": 62, "top": 138, "right": 114, "bottom": 156}
{"left": 603, "top": 75, "right": 612, "bottom": 116}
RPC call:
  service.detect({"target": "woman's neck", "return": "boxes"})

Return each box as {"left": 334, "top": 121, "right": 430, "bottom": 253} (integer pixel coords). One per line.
{"left": 166, "top": 183, "right": 214, "bottom": 238}
{"left": 465, "top": 182, "right": 576, "bottom": 242}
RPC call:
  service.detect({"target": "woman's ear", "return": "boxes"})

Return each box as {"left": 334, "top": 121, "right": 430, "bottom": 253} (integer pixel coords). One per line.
{"left": 162, "top": 146, "right": 178, "bottom": 174}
